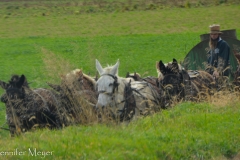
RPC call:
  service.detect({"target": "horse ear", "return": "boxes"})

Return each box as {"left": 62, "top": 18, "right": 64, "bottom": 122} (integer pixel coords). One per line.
{"left": 0, "top": 80, "right": 9, "bottom": 90}
{"left": 126, "top": 72, "right": 130, "bottom": 78}
{"left": 96, "top": 59, "right": 104, "bottom": 75}
{"left": 159, "top": 60, "right": 166, "bottom": 71}
{"left": 76, "top": 69, "right": 82, "bottom": 75}
{"left": 172, "top": 58, "right": 179, "bottom": 70}
{"left": 76, "top": 70, "right": 83, "bottom": 78}
{"left": 110, "top": 59, "right": 119, "bottom": 76}
{"left": 16, "top": 75, "right": 25, "bottom": 88}
{"left": 156, "top": 61, "right": 160, "bottom": 71}
{"left": 173, "top": 58, "right": 177, "bottom": 63}
{"left": 95, "top": 71, "right": 99, "bottom": 81}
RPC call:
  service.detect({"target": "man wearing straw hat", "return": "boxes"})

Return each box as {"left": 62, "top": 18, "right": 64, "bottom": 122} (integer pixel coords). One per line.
{"left": 207, "top": 24, "right": 230, "bottom": 78}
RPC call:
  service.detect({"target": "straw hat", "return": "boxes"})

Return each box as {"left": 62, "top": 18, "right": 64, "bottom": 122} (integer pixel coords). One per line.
{"left": 209, "top": 24, "right": 222, "bottom": 34}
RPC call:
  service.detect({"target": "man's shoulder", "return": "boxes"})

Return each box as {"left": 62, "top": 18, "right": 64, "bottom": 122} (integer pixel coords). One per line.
{"left": 218, "top": 39, "right": 229, "bottom": 47}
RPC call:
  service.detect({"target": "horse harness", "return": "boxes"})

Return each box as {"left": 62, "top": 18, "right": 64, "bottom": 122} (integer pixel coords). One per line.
{"left": 97, "top": 74, "right": 162, "bottom": 120}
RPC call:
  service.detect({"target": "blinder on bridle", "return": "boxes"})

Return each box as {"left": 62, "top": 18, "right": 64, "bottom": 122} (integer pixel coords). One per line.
{"left": 0, "top": 83, "right": 25, "bottom": 102}
{"left": 97, "top": 74, "right": 119, "bottom": 96}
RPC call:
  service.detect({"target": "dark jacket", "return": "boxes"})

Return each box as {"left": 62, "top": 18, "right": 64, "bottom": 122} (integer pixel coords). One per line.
{"left": 207, "top": 38, "right": 230, "bottom": 76}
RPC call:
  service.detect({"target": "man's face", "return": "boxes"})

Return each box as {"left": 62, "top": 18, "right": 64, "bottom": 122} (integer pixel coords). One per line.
{"left": 210, "top": 33, "right": 219, "bottom": 40}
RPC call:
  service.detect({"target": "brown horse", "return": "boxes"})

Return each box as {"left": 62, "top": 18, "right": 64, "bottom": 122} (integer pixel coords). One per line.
{"left": 0, "top": 74, "right": 66, "bottom": 136}
{"left": 48, "top": 69, "right": 98, "bottom": 123}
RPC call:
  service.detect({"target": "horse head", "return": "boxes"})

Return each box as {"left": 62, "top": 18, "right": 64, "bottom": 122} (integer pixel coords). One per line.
{"left": 95, "top": 59, "right": 121, "bottom": 108}
{"left": 47, "top": 68, "right": 98, "bottom": 123}
{"left": 61, "top": 69, "right": 83, "bottom": 91}
{"left": 0, "top": 74, "right": 33, "bottom": 135}
{"left": 156, "top": 58, "right": 184, "bottom": 81}
{"left": 96, "top": 59, "right": 164, "bottom": 120}
{"left": 157, "top": 58, "right": 184, "bottom": 80}
{"left": 157, "top": 59, "right": 192, "bottom": 102}
{"left": 0, "top": 74, "right": 28, "bottom": 102}
{"left": 0, "top": 74, "right": 65, "bottom": 136}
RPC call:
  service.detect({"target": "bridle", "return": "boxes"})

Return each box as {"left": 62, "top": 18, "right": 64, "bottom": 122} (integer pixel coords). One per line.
{"left": 97, "top": 74, "right": 135, "bottom": 109}
{"left": 97, "top": 74, "right": 119, "bottom": 97}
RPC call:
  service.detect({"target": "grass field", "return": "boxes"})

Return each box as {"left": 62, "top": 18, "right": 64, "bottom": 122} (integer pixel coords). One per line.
{"left": 0, "top": 1, "right": 240, "bottom": 159}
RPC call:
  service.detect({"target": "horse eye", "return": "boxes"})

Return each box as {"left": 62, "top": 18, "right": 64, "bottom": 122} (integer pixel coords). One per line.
{"left": 109, "top": 83, "right": 113, "bottom": 87}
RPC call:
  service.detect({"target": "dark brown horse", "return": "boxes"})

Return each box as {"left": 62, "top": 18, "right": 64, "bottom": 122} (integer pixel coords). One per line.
{"left": 157, "top": 59, "right": 195, "bottom": 102}
{"left": 156, "top": 58, "right": 215, "bottom": 102}
{"left": 0, "top": 74, "right": 66, "bottom": 136}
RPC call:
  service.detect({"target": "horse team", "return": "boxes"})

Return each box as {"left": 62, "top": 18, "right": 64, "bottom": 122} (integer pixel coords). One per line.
{"left": 0, "top": 58, "right": 239, "bottom": 136}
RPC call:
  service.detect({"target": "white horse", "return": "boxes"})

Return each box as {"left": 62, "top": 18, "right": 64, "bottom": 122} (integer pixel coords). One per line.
{"left": 95, "top": 59, "right": 162, "bottom": 120}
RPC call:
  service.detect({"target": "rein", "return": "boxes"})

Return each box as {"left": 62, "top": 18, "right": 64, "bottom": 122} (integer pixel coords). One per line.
{"left": 0, "top": 127, "right": 10, "bottom": 131}
{"left": 0, "top": 122, "right": 9, "bottom": 131}
{"left": 119, "top": 81, "right": 136, "bottom": 121}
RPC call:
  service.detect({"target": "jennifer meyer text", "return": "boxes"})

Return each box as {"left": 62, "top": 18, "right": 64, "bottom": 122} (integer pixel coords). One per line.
{"left": 0, "top": 148, "right": 54, "bottom": 158}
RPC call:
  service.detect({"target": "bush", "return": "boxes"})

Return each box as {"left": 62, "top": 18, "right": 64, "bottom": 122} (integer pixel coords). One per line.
{"left": 185, "top": 1, "right": 191, "bottom": 8}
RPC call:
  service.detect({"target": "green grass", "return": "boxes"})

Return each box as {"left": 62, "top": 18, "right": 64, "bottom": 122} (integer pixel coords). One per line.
{"left": 0, "top": 2, "right": 240, "bottom": 159}
{"left": 1, "top": 5, "right": 240, "bottom": 38}
{"left": 0, "top": 102, "right": 239, "bottom": 159}
{"left": 0, "top": 33, "right": 201, "bottom": 83}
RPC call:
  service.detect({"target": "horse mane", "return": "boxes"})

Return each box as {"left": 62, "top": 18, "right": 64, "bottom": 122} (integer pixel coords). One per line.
{"left": 102, "top": 65, "right": 119, "bottom": 76}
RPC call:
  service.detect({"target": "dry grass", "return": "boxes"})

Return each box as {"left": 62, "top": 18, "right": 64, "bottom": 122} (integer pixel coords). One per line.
{"left": 41, "top": 48, "right": 76, "bottom": 84}
{"left": 209, "top": 90, "right": 240, "bottom": 108}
